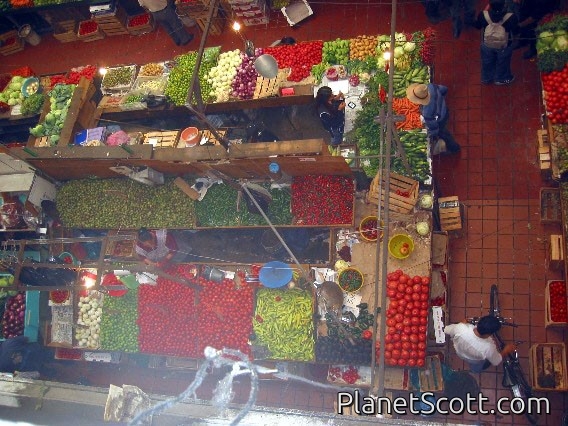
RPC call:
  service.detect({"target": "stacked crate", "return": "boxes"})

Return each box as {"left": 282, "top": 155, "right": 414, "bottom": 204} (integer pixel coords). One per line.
{"left": 0, "top": 30, "right": 24, "bottom": 56}
{"left": 41, "top": 7, "right": 90, "bottom": 43}
{"left": 92, "top": 5, "right": 129, "bottom": 36}
{"left": 175, "top": 0, "right": 228, "bottom": 35}
{"left": 227, "top": 0, "right": 269, "bottom": 26}
{"left": 53, "top": 20, "right": 79, "bottom": 43}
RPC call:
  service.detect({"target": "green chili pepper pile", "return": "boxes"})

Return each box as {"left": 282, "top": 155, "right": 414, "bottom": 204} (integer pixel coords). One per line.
{"left": 195, "top": 183, "right": 293, "bottom": 227}
{"left": 253, "top": 288, "right": 314, "bottom": 361}
{"left": 100, "top": 288, "right": 139, "bottom": 352}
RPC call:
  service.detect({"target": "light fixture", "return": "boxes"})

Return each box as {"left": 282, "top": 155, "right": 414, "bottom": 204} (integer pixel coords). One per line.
{"left": 232, "top": 21, "right": 255, "bottom": 57}
{"left": 81, "top": 270, "right": 97, "bottom": 288}
{"left": 98, "top": 67, "right": 107, "bottom": 76}
{"left": 383, "top": 51, "right": 391, "bottom": 72}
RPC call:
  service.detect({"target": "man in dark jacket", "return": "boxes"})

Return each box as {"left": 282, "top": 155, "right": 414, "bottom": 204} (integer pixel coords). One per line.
{"left": 406, "top": 83, "right": 461, "bottom": 155}
{"left": 514, "top": 0, "right": 558, "bottom": 59}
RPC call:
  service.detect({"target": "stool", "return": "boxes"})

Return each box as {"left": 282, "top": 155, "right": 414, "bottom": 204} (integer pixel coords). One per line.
{"left": 438, "top": 196, "right": 462, "bottom": 232}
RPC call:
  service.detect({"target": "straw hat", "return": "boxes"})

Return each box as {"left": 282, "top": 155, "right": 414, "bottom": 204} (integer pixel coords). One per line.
{"left": 406, "top": 83, "right": 431, "bottom": 105}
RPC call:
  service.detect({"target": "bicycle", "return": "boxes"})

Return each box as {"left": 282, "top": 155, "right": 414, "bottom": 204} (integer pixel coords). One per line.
{"left": 468, "top": 284, "right": 539, "bottom": 425}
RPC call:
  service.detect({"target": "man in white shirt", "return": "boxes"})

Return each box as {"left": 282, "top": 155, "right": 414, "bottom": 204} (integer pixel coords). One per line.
{"left": 444, "top": 316, "right": 516, "bottom": 373}
{"left": 138, "top": 0, "right": 193, "bottom": 46}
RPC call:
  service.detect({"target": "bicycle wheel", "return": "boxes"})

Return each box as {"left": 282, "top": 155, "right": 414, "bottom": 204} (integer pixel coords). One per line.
{"left": 490, "top": 284, "right": 500, "bottom": 317}
{"left": 508, "top": 364, "right": 540, "bottom": 425}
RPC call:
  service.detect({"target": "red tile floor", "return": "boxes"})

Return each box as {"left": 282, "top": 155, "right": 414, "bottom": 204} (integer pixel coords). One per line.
{"left": 2, "top": 1, "right": 568, "bottom": 424}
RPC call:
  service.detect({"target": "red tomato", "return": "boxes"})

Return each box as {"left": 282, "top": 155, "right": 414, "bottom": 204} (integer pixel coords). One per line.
{"left": 395, "top": 313, "right": 404, "bottom": 322}
{"left": 392, "top": 349, "right": 401, "bottom": 359}
{"left": 401, "top": 350, "right": 410, "bottom": 360}
{"left": 387, "top": 318, "right": 396, "bottom": 327}
{"left": 412, "top": 276, "right": 422, "bottom": 284}
{"left": 416, "top": 359, "right": 425, "bottom": 367}
{"left": 398, "top": 358, "right": 407, "bottom": 367}
{"left": 407, "top": 358, "right": 417, "bottom": 367}
{"left": 412, "top": 284, "right": 422, "bottom": 293}
{"left": 399, "top": 275, "right": 408, "bottom": 284}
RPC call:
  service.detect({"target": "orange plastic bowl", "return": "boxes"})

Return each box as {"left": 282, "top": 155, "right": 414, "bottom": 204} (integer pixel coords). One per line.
{"left": 180, "top": 127, "right": 200, "bottom": 147}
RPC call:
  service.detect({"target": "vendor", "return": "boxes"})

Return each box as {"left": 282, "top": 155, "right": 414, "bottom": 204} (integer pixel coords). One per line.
{"left": 315, "top": 86, "right": 346, "bottom": 148}
{"left": 0, "top": 336, "right": 52, "bottom": 376}
{"left": 136, "top": 228, "right": 192, "bottom": 268}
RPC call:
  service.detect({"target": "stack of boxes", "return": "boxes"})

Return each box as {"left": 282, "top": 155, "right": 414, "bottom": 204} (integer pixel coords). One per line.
{"left": 175, "top": 0, "right": 228, "bottom": 35}
{"left": 227, "top": 0, "right": 269, "bottom": 26}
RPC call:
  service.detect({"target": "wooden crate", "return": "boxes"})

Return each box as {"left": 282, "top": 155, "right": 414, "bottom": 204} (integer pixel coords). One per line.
{"left": 126, "top": 13, "right": 155, "bottom": 35}
{"left": 0, "top": 30, "right": 24, "bottom": 56}
{"left": 57, "top": 19, "right": 77, "bottom": 32}
{"left": 545, "top": 280, "right": 568, "bottom": 328}
{"left": 200, "top": 128, "right": 226, "bottom": 145}
{"left": 529, "top": 343, "right": 568, "bottom": 392}
{"left": 419, "top": 355, "right": 444, "bottom": 392}
{"left": 195, "top": 15, "right": 226, "bottom": 35}
{"left": 549, "top": 234, "right": 564, "bottom": 270}
{"left": 366, "top": 172, "right": 419, "bottom": 214}
{"left": 53, "top": 27, "right": 79, "bottom": 43}
{"left": 143, "top": 131, "right": 180, "bottom": 148}
{"left": 253, "top": 68, "right": 288, "bottom": 99}
{"left": 537, "top": 129, "right": 552, "bottom": 178}
{"left": 77, "top": 21, "right": 106, "bottom": 42}
{"left": 34, "top": 136, "right": 51, "bottom": 147}
{"left": 438, "top": 196, "right": 462, "bottom": 231}
{"left": 540, "top": 187, "right": 561, "bottom": 224}
{"left": 104, "top": 229, "right": 137, "bottom": 259}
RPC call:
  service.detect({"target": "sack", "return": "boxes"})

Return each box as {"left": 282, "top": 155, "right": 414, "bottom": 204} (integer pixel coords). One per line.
{"left": 432, "top": 139, "right": 447, "bottom": 155}
{"left": 483, "top": 11, "right": 513, "bottom": 49}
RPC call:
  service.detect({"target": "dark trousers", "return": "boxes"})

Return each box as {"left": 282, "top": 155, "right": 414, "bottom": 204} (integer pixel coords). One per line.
{"left": 436, "top": 112, "right": 460, "bottom": 153}
{"left": 152, "top": 3, "right": 192, "bottom": 46}
{"left": 450, "top": 0, "right": 476, "bottom": 25}
{"left": 481, "top": 43, "right": 514, "bottom": 83}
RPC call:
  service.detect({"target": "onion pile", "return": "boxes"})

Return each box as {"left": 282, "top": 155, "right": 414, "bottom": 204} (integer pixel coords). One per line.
{"left": 207, "top": 49, "right": 241, "bottom": 102}
{"left": 2, "top": 293, "right": 26, "bottom": 339}
{"left": 75, "top": 293, "right": 103, "bottom": 348}
{"left": 231, "top": 49, "right": 263, "bottom": 100}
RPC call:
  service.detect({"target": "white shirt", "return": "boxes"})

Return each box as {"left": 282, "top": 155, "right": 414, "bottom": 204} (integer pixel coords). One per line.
{"left": 444, "top": 323, "right": 502, "bottom": 366}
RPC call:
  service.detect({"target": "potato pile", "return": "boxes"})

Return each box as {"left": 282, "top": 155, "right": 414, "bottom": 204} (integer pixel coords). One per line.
{"left": 349, "top": 35, "right": 378, "bottom": 60}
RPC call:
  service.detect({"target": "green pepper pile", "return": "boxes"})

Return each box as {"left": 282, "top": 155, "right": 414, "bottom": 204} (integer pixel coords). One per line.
{"left": 253, "top": 288, "right": 314, "bottom": 361}
{"left": 100, "top": 288, "right": 139, "bottom": 352}
{"left": 194, "top": 183, "right": 292, "bottom": 227}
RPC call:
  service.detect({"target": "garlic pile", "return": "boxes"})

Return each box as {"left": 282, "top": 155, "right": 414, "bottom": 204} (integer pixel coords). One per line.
{"left": 75, "top": 293, "right": 103, "bottom": 348}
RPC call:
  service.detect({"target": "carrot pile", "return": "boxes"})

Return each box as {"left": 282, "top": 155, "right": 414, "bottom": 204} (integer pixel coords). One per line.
{"left": 392, "top": 97, "right": 422, "bottom": 130}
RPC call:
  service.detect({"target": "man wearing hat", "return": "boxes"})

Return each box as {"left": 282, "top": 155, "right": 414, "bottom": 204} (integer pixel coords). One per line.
{"left": 406, "top": 83, "right": 461, "bottom": 155}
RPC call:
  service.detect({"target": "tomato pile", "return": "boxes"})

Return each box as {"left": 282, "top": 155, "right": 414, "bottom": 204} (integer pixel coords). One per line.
{"left": 378, "top": 269, "right": 430, "bottom": 367}
{"left": 395, "top": 189, "right": 411, "bottom": 197}
{"left": 195, "top": 273, "right": 257, "bottom": 357}
{"left": 50, "top": 290, "right": 70, "bottom": 304}
{"left": 291, "top": 175, "right": 354, "bottom": 225}
{"left": 548, "top": 280, "right": 567, "bottom": 323}
{"left": 128, "top": 13, "right": 150, "bottom": 28}
{"left": 66, "top": 65, "right": 97, "bottom": 84}
{"left": 11, "top": 66, "right": 34, "bottom": 77}
{"left": 137, "top": 265, "right": 199, "bottom": 357}
{"left": 78, "top": 21, "right": 99, "bottom": 36}
{"left": 542, "top": 64, "right": 568, "bottom": 124}
{"left": 264, "top": 41, "right": 323, "bottom": 82}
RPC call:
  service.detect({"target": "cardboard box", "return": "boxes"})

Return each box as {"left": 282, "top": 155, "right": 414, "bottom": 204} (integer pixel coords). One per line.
{"left": 281, "top": 0, "right": 313, "bottom": 26}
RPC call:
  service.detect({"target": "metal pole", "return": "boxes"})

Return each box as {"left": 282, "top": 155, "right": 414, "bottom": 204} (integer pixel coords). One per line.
{"left": 371, "top": 0, "right": 398, "bottom": 400}
{"left": 241, "top": 183, "right": 310, "bottom": 281}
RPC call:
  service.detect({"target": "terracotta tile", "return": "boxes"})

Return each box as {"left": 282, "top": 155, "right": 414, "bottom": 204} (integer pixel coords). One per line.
{"left": 482, "top": 262, "right": 498, "bottom": 278}
{"left": 467, "top": 262, "right": 483, "bottom": 279}
{"left": 498, "top": 278, "right": 514, "bottom": 294}
{"left": 483, "top": 248, "right": 499, "bottom": 264}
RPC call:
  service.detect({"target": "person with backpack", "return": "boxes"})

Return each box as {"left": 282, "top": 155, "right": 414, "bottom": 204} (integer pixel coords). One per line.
{"left": 475, "top": 0, "right": 519, "bottom": 85}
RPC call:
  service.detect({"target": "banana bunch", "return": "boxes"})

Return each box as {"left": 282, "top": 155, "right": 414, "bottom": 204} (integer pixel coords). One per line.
{"left": 393, "top": 66, "right": 430, "bottom": 98}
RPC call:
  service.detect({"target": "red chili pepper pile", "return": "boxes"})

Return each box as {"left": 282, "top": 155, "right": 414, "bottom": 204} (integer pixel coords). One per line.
{"left": 395, "top": 189, "right": 410, "bottom": 197}
{"left": 129, "top": 13, "right": 150, "bottom": 28}
{"left": 78, "top": 21, "right": 98, "bottom": 36}
{"left": 291, "top": 175, "right": 354, "bottom": 225}
{"left": 66, "top": 65, "right": 97, "bottom": 84}
{"left": 11, "top": 66, "right": 34, "bottom": 77}
{"left": 137, "top": 264, "right": 199, "bottom": 357}
{"left": 265, "top": 41, "right": 323, "bottom": 82}
{"left": 195, "top": 272, "right": 257, "bottom": 357}
{"left": 419, "top": 27, "right": 437, "bottom": 66}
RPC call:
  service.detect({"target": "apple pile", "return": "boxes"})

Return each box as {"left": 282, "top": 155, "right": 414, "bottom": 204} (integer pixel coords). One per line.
{"left": 376, "top": 269, "right": 430, "bottom": 367}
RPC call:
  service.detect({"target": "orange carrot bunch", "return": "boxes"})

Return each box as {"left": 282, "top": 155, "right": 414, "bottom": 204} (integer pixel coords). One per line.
{"left": 392, "top": 97, "right": 422, "bottom": 130}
